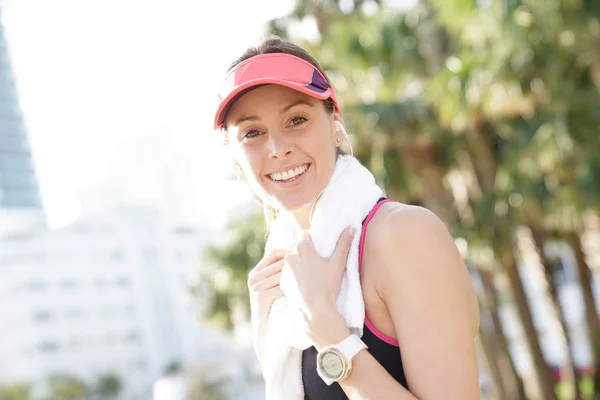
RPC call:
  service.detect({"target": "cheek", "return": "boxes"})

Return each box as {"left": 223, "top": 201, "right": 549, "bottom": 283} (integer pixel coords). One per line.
{"left": 240, "top": 150, "right": 263, "bottom": 177}
{"left": 309, "top": 134, "right": 337, "bottom": 167}
{"left": 234, "top": 148, "right": 270, "bottom": 191}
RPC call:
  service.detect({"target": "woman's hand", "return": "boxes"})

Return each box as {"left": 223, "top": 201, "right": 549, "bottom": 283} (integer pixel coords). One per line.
{"left": 283, "top": 226, "right": 355, "bottom": 348}
{"left": 247, "top": 248, "right": 287, "bottom": 364}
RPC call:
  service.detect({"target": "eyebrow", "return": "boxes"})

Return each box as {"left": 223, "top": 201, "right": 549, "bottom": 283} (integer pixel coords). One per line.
{"left": 233, "top": 99, "right": 314, "bottom": 126}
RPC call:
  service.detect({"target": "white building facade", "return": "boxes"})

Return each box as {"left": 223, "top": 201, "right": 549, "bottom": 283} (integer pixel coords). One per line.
{"left": 0, "top": 205, "right": 240, "bottom": 399}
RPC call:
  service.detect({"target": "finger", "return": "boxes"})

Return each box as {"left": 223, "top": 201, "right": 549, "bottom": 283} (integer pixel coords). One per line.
{"left": 266, "top": 286, "right": 284, "bottom": 302}
{"left": 248, "top": 260, "right": 284, "bottom": 286}
{"left": 296, "top": 231, "right": 314, "bottom": 254}
{"left": 255, "top": 248, "right": 289, "bottom": 271}
{"left": 299, "top": 230, "right": 312, "bottom": 243}
{"left": 283, "top": 253, "right": 299, "bottom": 268}
{"left": 253, "top": 271, "right": 282, "bottom": 291}
{"left": 331, "top": 226, "right": 356, "bottom": 265}
{"left": 249, "top": 249, "right": 287, "bottom": 280}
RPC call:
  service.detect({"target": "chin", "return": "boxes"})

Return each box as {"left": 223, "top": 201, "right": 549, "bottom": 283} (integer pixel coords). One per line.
{"left": 273, "top": 197, "right": 313, "bottom": 214}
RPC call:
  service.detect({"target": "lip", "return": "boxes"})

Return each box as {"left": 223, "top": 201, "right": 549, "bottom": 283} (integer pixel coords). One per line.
{"left": 266, "top": 163, "right": 311, "bottom": 188}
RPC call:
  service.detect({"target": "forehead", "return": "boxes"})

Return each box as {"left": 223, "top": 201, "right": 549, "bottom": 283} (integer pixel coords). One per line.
{"left": 226, "top": 85, "right": 316, "bottom": 121}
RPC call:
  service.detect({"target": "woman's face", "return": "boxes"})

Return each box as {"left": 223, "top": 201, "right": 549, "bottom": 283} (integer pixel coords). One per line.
{"left": 225, "top": 84, "right": 341, "bottom": 217}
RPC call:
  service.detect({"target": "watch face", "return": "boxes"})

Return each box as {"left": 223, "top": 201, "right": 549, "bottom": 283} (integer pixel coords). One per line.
{"left": 319, "top": 350, "right": 345, "bottom": 380}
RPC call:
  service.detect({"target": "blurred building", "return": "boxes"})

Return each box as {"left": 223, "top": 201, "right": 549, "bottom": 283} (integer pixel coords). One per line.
{"left": 0, "top": 205, "right": 242, "bottom": 399}
{"left": 75, "top": 130, "right": 255, "bottom": 232}
{"left": 0, "top": 9, "right": 45, "bottom": 237}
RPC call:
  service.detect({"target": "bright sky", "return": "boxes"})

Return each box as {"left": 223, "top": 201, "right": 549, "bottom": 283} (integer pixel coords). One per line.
{"left": 1, "top": 0, "right": 296, "bottom": 229}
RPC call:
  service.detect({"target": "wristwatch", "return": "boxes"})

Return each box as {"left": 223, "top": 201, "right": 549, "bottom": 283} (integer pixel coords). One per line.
{"left": 316, "top": 334, "right": 368, "bottom": 385}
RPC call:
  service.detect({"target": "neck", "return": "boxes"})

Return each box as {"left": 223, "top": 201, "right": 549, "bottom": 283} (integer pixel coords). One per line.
{"left": 291, "top": 205, "right": 312, "bottom": 230}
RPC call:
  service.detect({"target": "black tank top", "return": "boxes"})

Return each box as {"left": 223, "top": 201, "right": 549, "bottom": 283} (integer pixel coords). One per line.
{"left": 301, "top": 198, "right": 408, "bottom": 399}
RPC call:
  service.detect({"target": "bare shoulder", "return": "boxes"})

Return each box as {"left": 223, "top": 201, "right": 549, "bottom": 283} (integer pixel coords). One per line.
{"left": 367, "top": 202, "right": 480, "bottom": 333}
{"left": 367, "top": 202, "right": 451, "bottom": 248}
{"left": 369, "top": 202, "right": 457, "bottom": 256}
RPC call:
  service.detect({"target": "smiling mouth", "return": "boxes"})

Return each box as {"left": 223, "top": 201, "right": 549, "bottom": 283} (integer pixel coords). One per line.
{"left": 267, "top": 164, "right": 310, "bottom": 182}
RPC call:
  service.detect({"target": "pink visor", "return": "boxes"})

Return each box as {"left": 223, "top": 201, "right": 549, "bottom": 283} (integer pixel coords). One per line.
{"left": 213, "top": 53, "right": 339, "bottom": 130}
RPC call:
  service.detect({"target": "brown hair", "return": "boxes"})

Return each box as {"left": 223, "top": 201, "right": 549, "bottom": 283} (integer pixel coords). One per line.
{"left": 226, "top": 35, "right": 345, "bottom": 223}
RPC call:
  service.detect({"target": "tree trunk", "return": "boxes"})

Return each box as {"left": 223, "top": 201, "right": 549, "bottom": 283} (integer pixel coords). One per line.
{"left": 529, "top": 226, "right": 583, "bottom": 399}
{"left": 480, "top": 269, "right": 527, "bottom": 400}
{"left": 467, "top": 118, "right": 498, "bottom": 191}
{"left": 398, "top": 142, "right": 458, "bottom": 225}
{"left": 477, "top": 321, "right": 509, "bottom": 400}
{"left": 501, "top": 246, "right": 558, "bottom": 400}
{"left": 566, "top": 232, "right": 600, "bottom": 398}
{"left": 591, "top": 44, "right": 600, "bottom": 95}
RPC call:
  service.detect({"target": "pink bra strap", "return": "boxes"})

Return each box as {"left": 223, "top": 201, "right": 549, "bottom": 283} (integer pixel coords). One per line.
{"left": 358, "top": 199, "right": 394, "bottom": 273}
{"left": 358, "top": 199, "right": 400, "bottom": 347}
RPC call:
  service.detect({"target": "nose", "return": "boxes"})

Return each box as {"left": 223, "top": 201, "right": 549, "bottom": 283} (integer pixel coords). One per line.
{"left": 267, "top": 133, "right": 293, "bottom": 159}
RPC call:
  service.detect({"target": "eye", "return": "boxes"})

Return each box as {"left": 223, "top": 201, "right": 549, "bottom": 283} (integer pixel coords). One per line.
{"left": 242, "top": 129, "right": 261, "bottom": 139}
{"left": 289, "top": 116, "right": 307, "bottom": 127}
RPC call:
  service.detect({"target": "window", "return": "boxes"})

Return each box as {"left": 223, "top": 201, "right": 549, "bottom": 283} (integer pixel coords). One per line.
{"left": 0, "top": 99, "right": 19, "bottom": 116}
{"left": 0, "top": 153, "right": 33, "bottom": 171}
{"left": 0, "top": 134, "right": 28, "bottom": 153}
{"left": 66, "top": 308, "right": 85, "bottom": 319}
{"left": 0, "top": 119, "right": 24, "bottom": 136}
{"left": 93, "top": 278, "right": 106, "bottom": 289}
{"left": 115, "top": 276, "right": 131, "bottom": 288}
{"left": 38, "top": 340, "right": 59, "bottom": 353}
{"left": 125, "top": 331, "right": 142, "bottom": 343}
{"left": 26, "top": 281, "right": 46, "bottom": 292}
{"left": 100, "top": 305, "right": 115, "bottom": 317}
{"left": 0, "top": 170, "right": 36, "bottom": 187}
{"left": 32, "top": 310, "right": 53, "bottom": 322}
{"left": 123, "top": 304, "right": 136, "bottom": 316}
{"left": 60, "top": 280, "right": 77, "bottom": 290}
{"left": 1, "top": 188, "right": 41, "bottom": 207}
{"left": 133, "top": 359, "right": 148, "bottom": 372}
{"left": 68, "top": 335, "right": 90, "bottom": 350}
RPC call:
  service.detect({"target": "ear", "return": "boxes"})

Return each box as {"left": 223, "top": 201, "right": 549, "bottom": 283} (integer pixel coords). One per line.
{"left": 333, "top": 112, "right": 343, "bottom": 127}
{"left": 331, "top": 113, "right": 341, "bottom": 141}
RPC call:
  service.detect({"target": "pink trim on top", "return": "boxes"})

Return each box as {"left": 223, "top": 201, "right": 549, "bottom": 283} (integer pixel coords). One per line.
{"left": 359, "top": 199, "right": 400, "bottom": 347}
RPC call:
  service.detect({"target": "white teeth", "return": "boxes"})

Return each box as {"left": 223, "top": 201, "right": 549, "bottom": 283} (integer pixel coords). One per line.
{"left": 269, "top": 164, "right": 308, "bottom": 181}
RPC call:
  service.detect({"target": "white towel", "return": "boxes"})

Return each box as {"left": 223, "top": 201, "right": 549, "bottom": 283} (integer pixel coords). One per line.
{"left": 258, "top": 155, "right": 383, "bottom": 400}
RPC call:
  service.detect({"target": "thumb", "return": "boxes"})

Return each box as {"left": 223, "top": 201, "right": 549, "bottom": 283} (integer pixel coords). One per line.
{"left": 331, "top": 226, "right": 356, "bottom": 265}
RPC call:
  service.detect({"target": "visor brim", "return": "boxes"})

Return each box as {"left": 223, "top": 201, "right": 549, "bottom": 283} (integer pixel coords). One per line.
{"left": 214, "top": 78, "right": 334, "bottom": 130}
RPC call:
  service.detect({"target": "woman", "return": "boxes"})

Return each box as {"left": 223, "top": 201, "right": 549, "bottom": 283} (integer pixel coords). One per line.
{"left": 213, "top": 35, "right": 481, "bottom": 400}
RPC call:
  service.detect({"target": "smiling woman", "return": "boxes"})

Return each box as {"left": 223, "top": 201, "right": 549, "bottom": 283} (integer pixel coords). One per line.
{"left": 224, "top": 85, "right": 340, "bottom": 227}
{"left": 212, "top": 35, "right": 481, "bottom": 400}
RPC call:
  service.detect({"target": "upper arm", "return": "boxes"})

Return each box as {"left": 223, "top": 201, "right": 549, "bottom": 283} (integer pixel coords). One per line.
{"left": 375, "top": 205, "right": 480, "bottom": 400}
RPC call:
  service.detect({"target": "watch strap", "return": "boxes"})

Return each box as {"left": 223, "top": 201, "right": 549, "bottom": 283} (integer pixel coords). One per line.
{"left": 334, "top": 333, "right": 368, "bottom": 361}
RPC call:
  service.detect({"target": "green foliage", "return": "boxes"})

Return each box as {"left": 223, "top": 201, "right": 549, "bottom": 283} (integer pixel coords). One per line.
{"left": 196, "top": 210, "right": 267, "bottom": 330}
{"left": 94, "top": 374, "right": 122, "bottom": 398}
{"left": 184, "top": 365, "right": 229, "bottom": 400}
{"left": 0, "top": 383, "right": 29, "bottom": 400}
{"left": 45, "top": 375, "right": 87, "bottom": 400}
